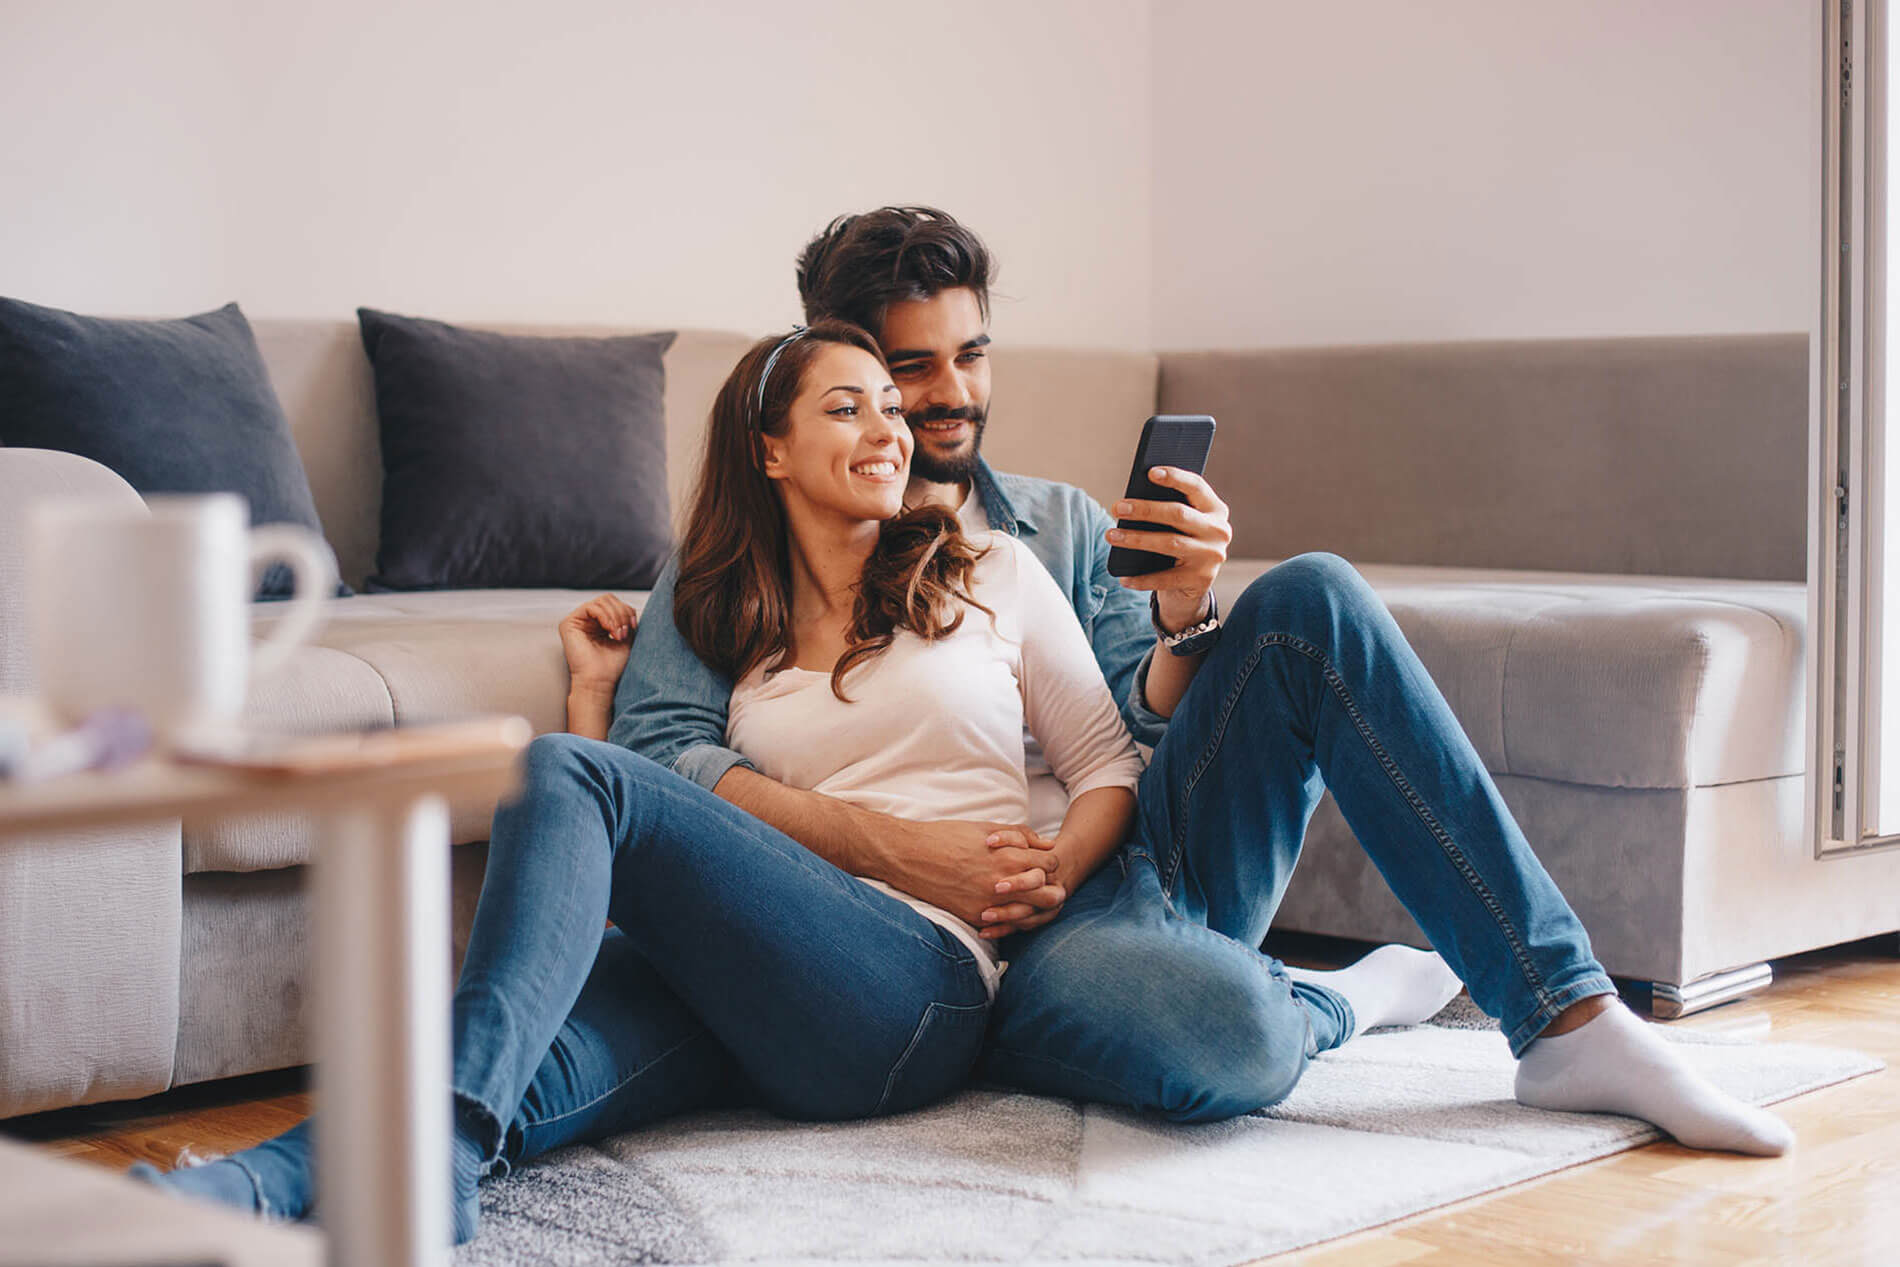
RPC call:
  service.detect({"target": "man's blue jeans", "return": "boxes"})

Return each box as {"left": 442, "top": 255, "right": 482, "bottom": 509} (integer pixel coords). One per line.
{"left": 217, "top": 736, "right": 991, "bottom": 1213}
{"left": 979, "top": 553, "right": 1616, "bottom": 1122}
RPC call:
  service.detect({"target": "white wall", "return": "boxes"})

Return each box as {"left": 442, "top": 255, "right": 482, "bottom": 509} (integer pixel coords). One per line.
{"left": 0, "top": 2, "right": 1819, "bottom": 352}
{"left": 1150, "top": 0, "right": 1818, "bottom": 348}
{"left": 0, "top": 0, "right": 1153, "bottom": 348}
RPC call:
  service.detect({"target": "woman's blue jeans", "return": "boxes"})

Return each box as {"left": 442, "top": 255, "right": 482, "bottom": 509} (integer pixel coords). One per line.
{"left": 220, "top": 736, "right": 990, "bottom": 1214}
{"left": 978, "top": 552, "right": 1616, "bottom": 1122}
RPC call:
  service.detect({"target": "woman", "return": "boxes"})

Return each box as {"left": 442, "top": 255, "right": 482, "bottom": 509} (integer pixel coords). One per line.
{"left": 134, "top": 321, "right": 1149, "bottom": 1243}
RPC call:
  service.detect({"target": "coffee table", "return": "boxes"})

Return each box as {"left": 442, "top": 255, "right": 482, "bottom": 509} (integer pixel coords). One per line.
{"left": 0, "top": 715, "right": 531, "bottom": 1267}
{"left": 0, "top": 1133, "right": 322, "bottom": 1265}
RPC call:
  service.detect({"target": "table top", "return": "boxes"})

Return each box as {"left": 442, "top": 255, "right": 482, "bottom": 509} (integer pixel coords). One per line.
{"left": 0, "top": 1134, "right": 323, "bottom": 1266}
{"left": 0, "top": 715, "right": 532, "bottom": 837}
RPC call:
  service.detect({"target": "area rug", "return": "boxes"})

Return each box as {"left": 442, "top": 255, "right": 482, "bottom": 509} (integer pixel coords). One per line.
{"left": 454, "top": 1002, "right": 1881, "bottom": 1267}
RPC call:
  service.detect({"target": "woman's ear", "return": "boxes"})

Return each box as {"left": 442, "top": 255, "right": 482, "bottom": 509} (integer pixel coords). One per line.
{"left": 758, "top": 433, "right": 788, "bottom": 480}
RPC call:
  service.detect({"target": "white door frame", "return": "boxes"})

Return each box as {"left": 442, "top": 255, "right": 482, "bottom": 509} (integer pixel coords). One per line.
{"left": 1815, "top": 0, "right": 1900, "bottom": 856}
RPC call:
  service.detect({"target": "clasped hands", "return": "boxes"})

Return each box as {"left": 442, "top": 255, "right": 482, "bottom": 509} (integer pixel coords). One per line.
{"left": 880, "top": 818, "right": 1069, "bottom": 940}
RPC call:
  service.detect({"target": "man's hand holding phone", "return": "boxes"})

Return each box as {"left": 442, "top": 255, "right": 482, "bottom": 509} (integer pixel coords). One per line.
{"left": 1108, "top": 465, "right": 1233, "bottom": 632}
{"left": 1101, "top": 415, "right": 1232, "bottom": 720}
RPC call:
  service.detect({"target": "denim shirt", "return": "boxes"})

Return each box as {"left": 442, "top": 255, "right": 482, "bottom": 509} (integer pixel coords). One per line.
{"left": 609, "top": 458, "right": 1168, "bottom": 792}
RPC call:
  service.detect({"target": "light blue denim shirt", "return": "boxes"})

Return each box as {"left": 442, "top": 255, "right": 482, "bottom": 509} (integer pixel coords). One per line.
{"left": 609, "top": 458, "right": 1168, "bottom": 791}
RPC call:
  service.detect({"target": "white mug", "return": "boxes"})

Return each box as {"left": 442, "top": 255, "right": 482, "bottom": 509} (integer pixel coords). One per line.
{"left": 25, "top": 493, "right": 336, "bottom": 747}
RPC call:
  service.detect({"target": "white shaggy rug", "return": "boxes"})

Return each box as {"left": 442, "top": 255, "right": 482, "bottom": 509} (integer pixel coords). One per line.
{"left": 455, "top": 1006, "right": 1880, "bottom": 1266}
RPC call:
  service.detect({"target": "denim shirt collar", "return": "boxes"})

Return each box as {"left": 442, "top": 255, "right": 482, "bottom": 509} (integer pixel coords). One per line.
{"left": 972, "top": 457, "right": 1039, "bottom": 538}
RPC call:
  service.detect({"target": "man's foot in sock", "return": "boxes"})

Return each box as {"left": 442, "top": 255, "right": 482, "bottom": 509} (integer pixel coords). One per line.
{"left": 127, "top": 1122, "right": 317, "bottom": 1221}
{"left": 1286, "top": 943, "right": 1466, "bottom": 1033}
{"left": 1514, "top": 998, "right": 1794, "bottom": 1156}
{"left": 131, "top": 1115, "right": 486, "bottom": 1244}
{"left": 127, "top": 1152, "right": 267, "bottom": 1215}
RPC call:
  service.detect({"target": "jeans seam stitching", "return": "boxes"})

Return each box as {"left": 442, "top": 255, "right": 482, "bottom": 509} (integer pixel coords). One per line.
{"left": 876, "top": 1001, "right": 984, "bottom": 1114}
{"left": 1507, "top": 975, "right": 1619, "bottom": 1055}
{"left": 1175, "top": 629, "right": 1554, "bottom": 1009}
{"left": 518, "top": 1029, "right": 712, "bottom": 1134}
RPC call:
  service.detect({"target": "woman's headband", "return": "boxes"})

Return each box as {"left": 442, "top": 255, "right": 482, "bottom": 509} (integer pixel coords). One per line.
{"left": 755, "top": 325, "right": 809, "bottom": 423}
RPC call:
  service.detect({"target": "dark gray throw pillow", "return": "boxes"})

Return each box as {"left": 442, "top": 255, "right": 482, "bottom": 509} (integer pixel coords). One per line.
{"left": 357, "top": 309, "right": 676, "bottom": 591}
{"left": 0, "top": 297, "right": 342, "bottom": 600}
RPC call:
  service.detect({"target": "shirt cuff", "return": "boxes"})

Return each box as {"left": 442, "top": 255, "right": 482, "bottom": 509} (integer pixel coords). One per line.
{"left": 1064, "top": 759, "right": 1146, "bottom": 802}
{"left": 672, "top": 742, "right": 756, "bottom": 793}
{"left": 1127, "top": 645, "right": 1170, "bottom": 745}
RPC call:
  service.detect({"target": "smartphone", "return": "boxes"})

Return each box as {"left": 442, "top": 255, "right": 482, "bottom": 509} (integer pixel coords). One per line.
{"left": 1106, "top": 414, "right": 1217, "bottom": 577}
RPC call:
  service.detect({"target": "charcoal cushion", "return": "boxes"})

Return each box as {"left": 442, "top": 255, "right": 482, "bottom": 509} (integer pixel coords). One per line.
{"left": 357, "top": 308, "right": 676, "bottom": 591}
{"left": 0, "top": 297, "right": 340, "bottom": 599}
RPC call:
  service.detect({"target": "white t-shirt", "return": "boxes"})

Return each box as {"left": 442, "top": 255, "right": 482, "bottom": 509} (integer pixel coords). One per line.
{"left": 956, "top": 494, "right": 1075, "bottom": 837}
{"left": 727, "top": 531, "right": 1145, "bottom": 996}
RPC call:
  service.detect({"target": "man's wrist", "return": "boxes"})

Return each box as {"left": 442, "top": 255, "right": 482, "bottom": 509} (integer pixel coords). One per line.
{"left": 1152, "top": 591, "right": 1222, "bottom": 658}
{"left": 1153, "top": 591, "right": 1214, "bottom": 636}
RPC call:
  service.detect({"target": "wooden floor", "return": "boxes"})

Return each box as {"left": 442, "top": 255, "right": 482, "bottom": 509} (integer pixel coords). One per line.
{"left": 8, "top": 935, "right": 1899, "bottom": 1265}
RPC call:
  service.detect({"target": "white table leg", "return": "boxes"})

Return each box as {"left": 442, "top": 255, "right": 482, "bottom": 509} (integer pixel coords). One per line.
{"left": 314, "top": 794, "right": 452, "bottom": 1267}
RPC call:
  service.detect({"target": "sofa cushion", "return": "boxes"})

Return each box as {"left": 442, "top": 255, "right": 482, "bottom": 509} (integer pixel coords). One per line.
{"left": 0, "top": 298, "right": 341, "bottom": 600}
{"left": 358, "top": 309, "right": 676, "bottom": 592}
{"left": 288, "top": 589, "right": 614, "bottom": 735}
{"left": 1159, "top": 335, "right": 1808, "bottom": 581}
{"left": 1215, "top": 557, "right": 1806, "bottom": 790}
{"left": 181, "top": 641, "right": 399, "bottom": 874}
{"left": 193, "top": 589, "right": 646, "bottom": 869}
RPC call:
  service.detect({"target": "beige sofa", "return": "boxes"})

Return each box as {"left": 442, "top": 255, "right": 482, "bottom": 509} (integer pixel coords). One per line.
{"left": 4, "top": 322, "right": 1894, "bottom": 1122}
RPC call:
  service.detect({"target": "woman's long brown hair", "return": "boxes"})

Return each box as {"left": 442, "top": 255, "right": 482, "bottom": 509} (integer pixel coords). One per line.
{"left": 674, "top": 320, "right": 990, "bottom": 701}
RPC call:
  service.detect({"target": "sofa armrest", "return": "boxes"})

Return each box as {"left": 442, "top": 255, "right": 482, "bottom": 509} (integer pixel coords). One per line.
{"left": 0, "top": 452, "right": 178, "bottom": 1117}
{"left": 0, "top": 819, "right": 182, "bottom": 1117}
{"left": 0, "top": 449, "right": 146, "bottom": 696}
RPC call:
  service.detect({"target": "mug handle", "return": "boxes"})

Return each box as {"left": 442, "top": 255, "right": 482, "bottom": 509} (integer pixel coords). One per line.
{"left": 248, "top": 525, "right": 338, "bottom": 678}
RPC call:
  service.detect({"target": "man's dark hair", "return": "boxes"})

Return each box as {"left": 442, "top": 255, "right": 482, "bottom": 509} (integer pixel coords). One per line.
{"left": 795, "top": 206, "right": 994, "bottom": 335}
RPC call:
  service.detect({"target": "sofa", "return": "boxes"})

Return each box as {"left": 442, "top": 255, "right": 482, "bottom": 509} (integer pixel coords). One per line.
{"left": 4, "top": 320, "right": 1895, "bottom": 1122}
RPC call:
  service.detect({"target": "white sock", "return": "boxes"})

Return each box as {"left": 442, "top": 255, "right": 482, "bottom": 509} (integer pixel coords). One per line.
{"left": 1514, "top": 1000, "right": 1794, "bottom": 1156}
{"left": 1285, "top": 944, "right": 1466, "bottom": 1033}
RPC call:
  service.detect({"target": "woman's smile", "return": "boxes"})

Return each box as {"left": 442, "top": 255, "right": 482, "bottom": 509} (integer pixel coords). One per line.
{"left": 849, "top": 457, "right": 902, "bottom": 482}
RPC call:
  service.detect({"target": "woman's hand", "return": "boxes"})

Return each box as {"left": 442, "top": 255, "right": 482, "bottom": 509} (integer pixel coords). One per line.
{"left": 977, "top": 827, "right": 1070, "bottom": 939}
{"left": 559, "top": 594, "right": 639, "bottom": 693}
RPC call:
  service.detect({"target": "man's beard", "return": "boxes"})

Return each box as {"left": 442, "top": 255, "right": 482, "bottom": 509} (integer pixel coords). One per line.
{"left": 906, "top": 404, "right": 988, "bottom": 483}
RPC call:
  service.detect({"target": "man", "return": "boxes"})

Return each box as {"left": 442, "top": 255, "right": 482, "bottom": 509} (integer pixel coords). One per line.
{"left": 616, "top": 208, "right": 1790, "bottom": 1153}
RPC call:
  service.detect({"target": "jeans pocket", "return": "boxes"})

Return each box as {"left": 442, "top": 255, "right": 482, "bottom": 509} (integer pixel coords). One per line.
{"left": 876, "top": 999, "right": 990, "bottom": 1116}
